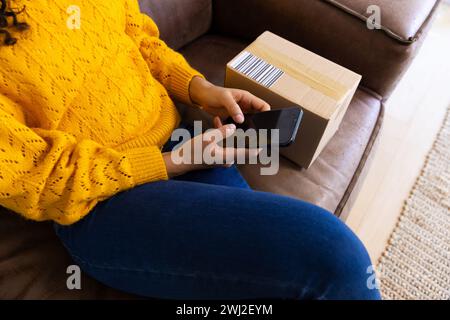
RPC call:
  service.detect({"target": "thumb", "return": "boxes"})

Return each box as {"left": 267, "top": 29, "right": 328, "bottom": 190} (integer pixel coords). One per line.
{"left": 203, "top": 123, "right": 236, "bottom": 144}
{"left": 213, "top": 116, "right": 223, "bottom": 129}
{"left": 217, "top": 123, "right": 237, "bottom": 140}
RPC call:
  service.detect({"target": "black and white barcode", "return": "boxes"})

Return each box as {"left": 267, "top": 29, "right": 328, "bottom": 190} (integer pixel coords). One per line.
{"left": 230, "top": 51, "right": 284, "bottom": 88}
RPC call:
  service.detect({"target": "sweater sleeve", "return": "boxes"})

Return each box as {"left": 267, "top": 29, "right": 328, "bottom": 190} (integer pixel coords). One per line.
{"left": 124, "top": 0, "right": 204, "bottom": 106}
{"left": 0, "top": 95, "right": 168, "bottom": 225}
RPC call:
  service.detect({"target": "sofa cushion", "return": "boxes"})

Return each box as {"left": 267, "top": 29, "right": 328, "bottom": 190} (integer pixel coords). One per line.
{"left": 0, "top": 210, "right": 136, "bottom": 299}
{"left": 179, "top": 35, "right": 383, "bottom": 213}
{"left": 239, "top": 89, "right": 381, "bottom": 213}
{"left": 139, "top": 0, "right": 212, "bottom": 50}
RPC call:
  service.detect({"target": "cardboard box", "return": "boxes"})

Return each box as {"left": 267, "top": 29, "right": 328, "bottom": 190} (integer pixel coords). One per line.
{"left": 225, "top": 31, "right": 362, "bottom": 169}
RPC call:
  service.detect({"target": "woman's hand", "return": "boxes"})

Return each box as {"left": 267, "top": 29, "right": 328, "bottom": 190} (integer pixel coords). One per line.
{"left": 189, "top": 76, "right": 270, "bottom": 124}
{"left": 163, "top": 123, "right": 260, "bottom": 178}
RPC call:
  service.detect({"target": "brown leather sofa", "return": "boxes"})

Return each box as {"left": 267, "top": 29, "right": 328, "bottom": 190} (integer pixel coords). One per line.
{"left": 0, "top": 0, "right": 441, "bottom": 299}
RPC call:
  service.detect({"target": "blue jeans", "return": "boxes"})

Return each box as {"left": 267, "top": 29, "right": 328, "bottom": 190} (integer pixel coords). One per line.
{"left": 55, "top": 126, "right": 381, "bottom": 300}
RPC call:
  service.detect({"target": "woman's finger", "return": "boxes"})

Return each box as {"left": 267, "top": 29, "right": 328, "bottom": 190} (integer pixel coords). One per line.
{"left": 239, "top": 91, "right": 270, "bottom": 113}
{"left": 203, "top": 123, "right": 236, "bottom": 144}
{"left": 220, "top": 147, "right": 262, "bottom": 165}
{"left": 223, "top": 93, "right": 245, "bottom": 124}
{"left": 213, "top": 116, "right": 223, "bottom": 129}
{"left": 250, "top": 94, "right": 271, "bottom": 112}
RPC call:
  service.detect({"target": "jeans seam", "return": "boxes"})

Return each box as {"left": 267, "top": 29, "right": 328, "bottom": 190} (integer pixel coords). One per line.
{"left": 62, "top": 240, "right": 298, "bottom": 291}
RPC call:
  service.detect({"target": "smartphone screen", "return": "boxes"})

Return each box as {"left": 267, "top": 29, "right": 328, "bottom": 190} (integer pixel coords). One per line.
{"left": 223, "top": 107, "right": 303, "bottom": 148}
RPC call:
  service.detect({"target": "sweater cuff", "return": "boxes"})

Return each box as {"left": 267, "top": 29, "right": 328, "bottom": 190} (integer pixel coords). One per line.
{"left": 123, "top": 146, "right": 168, "bottom": 185}
{"left": 169, "top": 63, "right": 205, "bottom": 106}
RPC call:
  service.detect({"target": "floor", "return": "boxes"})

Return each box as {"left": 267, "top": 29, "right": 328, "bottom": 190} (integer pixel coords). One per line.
{"left": 344, "top": 3, "right": 450, "bottom": 262}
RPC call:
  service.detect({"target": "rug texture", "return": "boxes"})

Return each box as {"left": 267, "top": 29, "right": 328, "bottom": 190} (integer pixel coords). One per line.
{"left": 377, "top": 107, "right": 450, "bottom": 300}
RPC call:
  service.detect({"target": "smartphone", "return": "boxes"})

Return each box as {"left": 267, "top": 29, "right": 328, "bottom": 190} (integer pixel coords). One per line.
{"left": 222, "top": 106, "right": 303, "bottom": 148}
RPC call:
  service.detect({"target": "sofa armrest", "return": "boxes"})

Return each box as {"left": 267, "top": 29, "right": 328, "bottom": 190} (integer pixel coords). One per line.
{"left": 212, "top": 0, "right": 441, "bottom": 98}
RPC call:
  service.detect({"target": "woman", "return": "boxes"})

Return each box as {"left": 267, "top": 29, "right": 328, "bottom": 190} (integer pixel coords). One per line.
{"left": 0, "top": 0, "right": 380, "bottom": 299}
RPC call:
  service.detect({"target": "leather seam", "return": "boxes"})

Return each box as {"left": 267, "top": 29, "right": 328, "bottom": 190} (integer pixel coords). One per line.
{"left": 321, "top": 0, "right": 441, "bottom": 44}
{"left": 334, "top": 98, "right": 385, "bottom": 216}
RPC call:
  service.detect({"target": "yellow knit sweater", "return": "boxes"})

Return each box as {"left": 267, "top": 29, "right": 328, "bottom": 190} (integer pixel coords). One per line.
{"left": 0, "top": 0, "right": 203, "bottom": 224}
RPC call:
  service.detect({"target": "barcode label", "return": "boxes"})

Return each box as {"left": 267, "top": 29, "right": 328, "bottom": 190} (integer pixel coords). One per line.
{"left": 230, "top": 51, "right": 284, "bottom": 88}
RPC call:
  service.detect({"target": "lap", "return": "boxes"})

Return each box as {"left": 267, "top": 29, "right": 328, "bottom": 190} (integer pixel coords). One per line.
{"left": 55, "top": 179, "right": 377, "bottom": 299}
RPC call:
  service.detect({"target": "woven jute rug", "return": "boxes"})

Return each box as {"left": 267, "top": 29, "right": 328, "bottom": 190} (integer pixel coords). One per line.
{"left": 377, "top": 107, "right": 450, "bottom": 300}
